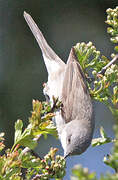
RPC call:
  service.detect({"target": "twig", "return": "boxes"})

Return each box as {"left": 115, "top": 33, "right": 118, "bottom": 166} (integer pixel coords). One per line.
{"left": 50, "top": 96, "right": 59, "bottom": 113}
{"left": 21, "top": 135, "right": 42, "bottom": 179}
{"left": 98, "top": 54, "right": 118, "bottom": 75}
{"left": 87, "top": 54, "right": 118, "bottom": 83}
{"left": 32, "top": 174, "right": 41, "bottom": 180}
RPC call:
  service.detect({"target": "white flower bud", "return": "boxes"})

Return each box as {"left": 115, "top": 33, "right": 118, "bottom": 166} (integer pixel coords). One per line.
{"left": 96, "top": 51, "right": 100, "bottom": 56}
{"left": 91, "top": 46, "right": 96, "bottom": 51}
{"left": 81, "top": 42, "right": 85, "bottom": 47}
{"left": 92, "top": 70, "right": 97, "bottom": 75}
{"left": 111, "top": 53, "right": 115, "bottom": 58}
{"left": 116, "top": 6, "right": 118, "bottom": 11}
{"left": 94, "top": 81, "right": 98, "bottom": 85}
{"left": 87, "top": 41, "right": 92, "bottom": 47}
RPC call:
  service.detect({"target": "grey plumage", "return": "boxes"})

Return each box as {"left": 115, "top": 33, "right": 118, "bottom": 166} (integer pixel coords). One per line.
{"left": 24, "top": 11, "right": 94, "bottom": 157}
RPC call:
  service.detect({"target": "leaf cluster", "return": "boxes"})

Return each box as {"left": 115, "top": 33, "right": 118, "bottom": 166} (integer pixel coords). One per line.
{"left": 0, "top": 100, "right": 66, "bottom": 179}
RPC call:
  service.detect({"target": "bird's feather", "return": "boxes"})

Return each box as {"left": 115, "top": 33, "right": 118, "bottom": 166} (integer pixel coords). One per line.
{"left": 24, "top": 11, "right": 65, "bottom": 76}
{"left": 61, "top": 48, "right": 90, "bottom": 123}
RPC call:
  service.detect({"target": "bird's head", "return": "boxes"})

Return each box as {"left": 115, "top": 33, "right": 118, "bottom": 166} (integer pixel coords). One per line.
{"left": 61, "top": 120, "right": 94, "bottom": 158}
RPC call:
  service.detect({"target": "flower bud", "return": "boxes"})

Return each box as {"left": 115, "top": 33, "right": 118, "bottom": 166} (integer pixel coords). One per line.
{"left": 92, "top": 70, "right": 97, "bottom": 76}
{"left": 87, "top": 41, "right": 92, "bottom": 47}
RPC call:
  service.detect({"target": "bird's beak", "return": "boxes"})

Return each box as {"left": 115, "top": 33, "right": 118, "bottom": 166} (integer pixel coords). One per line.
{"left": 64, "top": 153, "right": 69, "bottom": 159}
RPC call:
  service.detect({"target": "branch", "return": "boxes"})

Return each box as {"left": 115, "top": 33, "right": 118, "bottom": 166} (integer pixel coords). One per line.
{"left": 98, "top": 54, "right": 118, "bottom": 75}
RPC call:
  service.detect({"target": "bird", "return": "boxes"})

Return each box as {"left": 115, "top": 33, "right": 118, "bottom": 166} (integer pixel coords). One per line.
{"left": 24, "top": 11, "right": 94, "bottom": 158}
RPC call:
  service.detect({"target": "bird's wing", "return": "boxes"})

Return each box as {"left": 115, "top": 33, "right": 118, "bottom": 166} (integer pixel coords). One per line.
{"left": 61, "top": 48, "right": 89, "bottom": 123}
{"left": 24, "top": 11, "right": 65, "bottom": 75}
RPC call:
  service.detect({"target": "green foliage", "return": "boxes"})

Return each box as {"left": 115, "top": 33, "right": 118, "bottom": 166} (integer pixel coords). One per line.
{"left": 106, "top": 7, "right": 118, "bottom": 47}
{"left": 0, "top": 5, "right": 118, "bottom": 180}
{"left": 75, "top": 41, "right": 108, "bottom": 72}
{"left": 23, "top": 148, "right": 66, "bottom": 179}
{"left": 91, "top": 127, "right": 113, "bottom": 147}
{"left": 71, "top": 165, "right": 97, "bottom": 180}
{"left": 0, "top": 100, "right": 65, "bottom": 179}
{"left": 74, "top": 41, "right": 118, "bottom": 108}
{"left": 12, "top": 100, "right": 57, "bottom": 152}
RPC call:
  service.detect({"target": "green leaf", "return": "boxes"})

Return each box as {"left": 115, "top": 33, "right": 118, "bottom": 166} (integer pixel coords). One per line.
{"left": 114, "top": 46, "right": 118, "bottom": 52}
{"left": 92, "top": 127, "right": 113, "bottom": 147}
{"left": 109, "top": 106, "right": 118, "bottom": 119}
{"left": 3, "top": 167, "right": 20, "bottom": 180}
{"left": 103, "top": 155, "right": 118, "bottom": 171}
{"left": 100, "top": 126, "right": 107, "bottom": 139}
{"left": 19, "top": 135, "right": 37, "bottom": 150}
{"left": 91, "top": 137, "right": 112, "bottom": 147}
{"left": 14, "top": 121, "right": 37, "bottom": 150}
{"left": 14, "top": 120, "right": 23, "bottom": 144}
{"left": 16, "top": 126, "right": 37, "bottom": 150}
